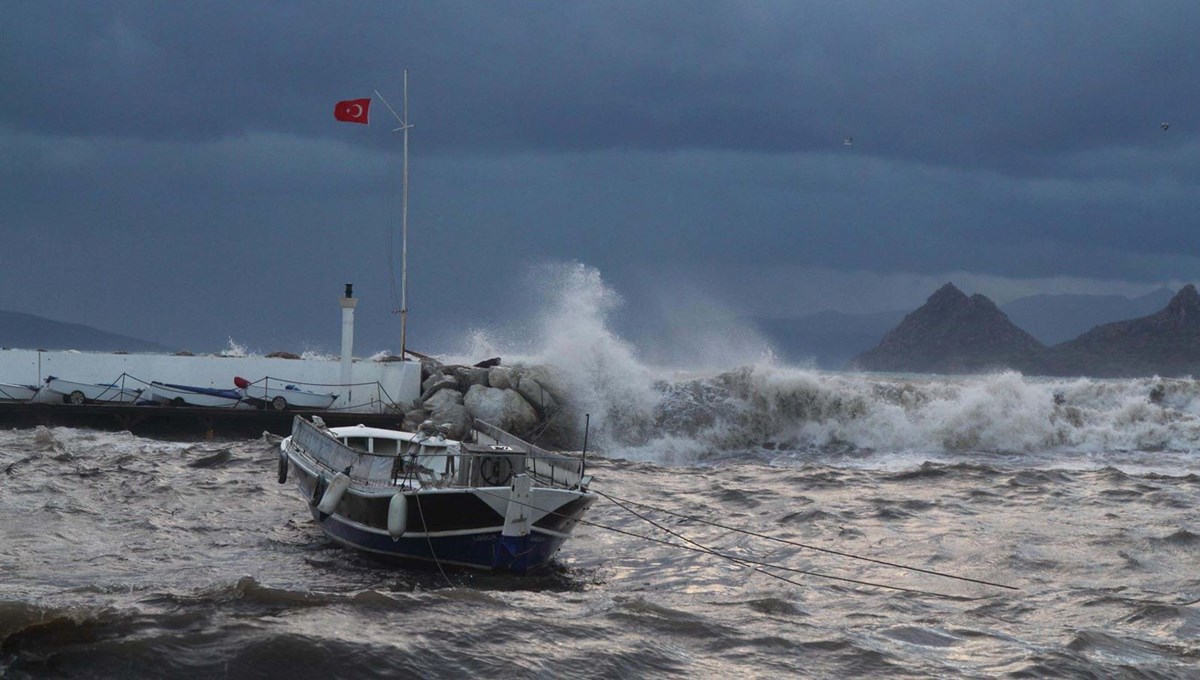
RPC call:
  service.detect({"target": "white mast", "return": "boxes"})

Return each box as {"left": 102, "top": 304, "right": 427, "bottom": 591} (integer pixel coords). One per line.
{"left": 400, "top": 70, "right": 409, "bottom": 359}
{"left": 374, "top": 70, "right": 412, "bottom": 359}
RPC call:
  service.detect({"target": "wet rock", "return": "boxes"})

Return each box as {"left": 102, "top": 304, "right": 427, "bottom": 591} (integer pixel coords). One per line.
{"left": 465, "top": 385, "right": 538, "bottom": 435}
{"left": 424, "top": 388, "right": 463, "bottom": 412}
{"left": 488, "top": 366, "right": 517, "bottom": 390}
{"left": 452, "top": 366, "right": 489, "bottom": 388}
{"left": 402, "top": 408, "right": 429, "bottom": 432}
{"left": 429, "top": 402, "right": 471, "bottom": 440}
{"left": 517, "top": 376, "right": 559, "bottom": 415}
{"left": 420, "top": 376, "right": 458, "bottom": 402}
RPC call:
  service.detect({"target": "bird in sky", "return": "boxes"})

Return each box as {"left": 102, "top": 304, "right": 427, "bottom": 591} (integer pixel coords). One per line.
{"left": 1161, "top": 122, "right": 1170, "bottom": 131}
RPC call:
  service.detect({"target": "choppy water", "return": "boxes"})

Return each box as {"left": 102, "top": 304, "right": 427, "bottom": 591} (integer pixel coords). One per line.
{"left": 3, "top": 367, "right": 1199, "bottom": 678}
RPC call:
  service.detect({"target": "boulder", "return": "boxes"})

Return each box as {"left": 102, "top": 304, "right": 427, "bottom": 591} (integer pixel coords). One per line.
{"left": 424, "top": 388, "right": 463, "bottom": 412}
{"left": 402, "top": 408, "right": 429, "bottom": 432}
{"left": 429, "top": 402, "right": 472, "bottom": 440}
{"left": 452, "top": 366, "right": 490, "bottom": 388}
{"left": 517, "top": 376, "right": 559, "bottom": 415}
{"left": 420, "top": 375, "right": 459, "bottom": 403}
{"left": 474, "top": 357, "right": 502, "bottom": 369}
{"left": 488, "top": 366, "right": 517, "bottom": 390}
{"left": 464, "top": 385, "right": 539, "bottom": 435}
{"left": 517, "top": 365, "right": 568, "bottom": 399}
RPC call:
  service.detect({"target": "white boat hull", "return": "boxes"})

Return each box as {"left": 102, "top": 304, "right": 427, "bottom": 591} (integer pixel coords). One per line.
{"left": 240, "top": 384, "right": 337, "bottom": 410}
{"left": 0, "top": 383, "right": 39, "bottom": 402}
{"left": 43, "top": 377, "right": 141, "bottom": 404}
{"left": 147, "top": 382, "right": 251, "bottom": 408}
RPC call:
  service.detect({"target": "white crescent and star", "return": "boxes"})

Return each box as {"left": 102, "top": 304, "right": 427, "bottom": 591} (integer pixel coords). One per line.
{"left": 348, "top": 103, "right": 364, "bottom": 118}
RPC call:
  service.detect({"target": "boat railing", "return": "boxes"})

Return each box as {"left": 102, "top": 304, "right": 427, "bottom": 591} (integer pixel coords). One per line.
{"left": 471, "top": 418, "right": 585, "bottom": 489}
{"left": 288, "top": 416, "right": 587, "bottom": 490}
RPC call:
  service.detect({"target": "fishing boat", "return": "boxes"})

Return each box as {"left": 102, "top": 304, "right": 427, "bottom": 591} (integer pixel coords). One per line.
{"left": 148, "top": 381, "right": 250, "bottom": 408}
{"left": 279, "top": 416, "right": 595, "bottom": 572}
{"left": 234, "top": 376, "right": 338, "bottom": 411}
{"left": 43, "top": 376, "right": 142, "bottom": 404}
{"left": 0, "top": 382, "right": 39, "bottom": 402}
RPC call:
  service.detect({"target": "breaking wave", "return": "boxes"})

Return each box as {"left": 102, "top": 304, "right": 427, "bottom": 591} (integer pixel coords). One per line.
{"left": 443, "top": 263, "right": 1200, "bottom": 465}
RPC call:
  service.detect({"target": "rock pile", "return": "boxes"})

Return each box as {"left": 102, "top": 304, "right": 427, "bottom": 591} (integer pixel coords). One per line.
{"left": 400, "top": 357, "right": 575, "bottom": 447}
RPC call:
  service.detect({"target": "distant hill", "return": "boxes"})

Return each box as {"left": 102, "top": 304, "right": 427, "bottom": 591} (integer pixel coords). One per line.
{"left": 755, "top": 288, "right": 1178, "bottom": 370}
{"left": 849, "top": 284, "right": 1200, "bottom": 377}
{"left": 1000, "top": 288, "right": 1175, "bottom": 345}
{"left": 849, "top": 283, "right": 1044, "bottom": 373}
{"left": 0, "top": 310, "right": 175, "bottom": 353}
{"left": 1033, "top": 285, "right": 1200, "bottom": 377}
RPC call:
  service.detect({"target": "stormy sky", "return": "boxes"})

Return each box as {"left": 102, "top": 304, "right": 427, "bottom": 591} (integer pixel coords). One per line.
{"left": 2, "top": 1, "right": 1197, "bottom": 359}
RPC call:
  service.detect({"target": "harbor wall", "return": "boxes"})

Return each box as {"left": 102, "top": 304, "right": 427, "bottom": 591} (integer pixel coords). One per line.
{"left": 0, "top": 349, "right": 420, "bottom": 411}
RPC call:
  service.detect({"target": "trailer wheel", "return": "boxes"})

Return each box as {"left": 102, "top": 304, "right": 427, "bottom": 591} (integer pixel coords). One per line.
{"left": 271, "top": 396, "right": 288, "bottom": 411}
{"left": 68, "top": 390, "right": 85, "bottom": 405}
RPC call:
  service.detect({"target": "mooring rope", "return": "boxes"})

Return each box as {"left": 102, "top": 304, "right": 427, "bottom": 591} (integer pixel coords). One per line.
{"left": 472, "top": 487, "right": 982, "bottom": 599}
{"left": 595, "top": 487, "right": 978, "bottom": 599}
{"left": 593, "top": 489, "right": 1019, "bottom": 591}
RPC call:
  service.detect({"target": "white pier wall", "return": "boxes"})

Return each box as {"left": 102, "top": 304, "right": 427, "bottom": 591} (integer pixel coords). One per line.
{"left": 0, "top": 350, "right": 420, "bottom": 412}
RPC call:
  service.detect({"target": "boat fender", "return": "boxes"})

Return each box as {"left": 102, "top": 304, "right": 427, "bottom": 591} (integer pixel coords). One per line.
{"left": 277, "top": 449, "right": 289, "bottom": 484}
{"left": 387, "top": 493, "right": 408, "bottom": 538}
{"left": 310, "top": 473, "right": 327, "bottom": 506}
{"left": 316, "top": 472, "right": 351, "bottom": 515}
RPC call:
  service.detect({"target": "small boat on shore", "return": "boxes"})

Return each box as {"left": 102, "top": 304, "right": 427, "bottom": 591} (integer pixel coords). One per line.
{"left": 0, "top": 382, "right": 39, "bottom": 402}
{"left": 148, "top": 381, "right": 250, "bottom": 408}
{"left": 43, "top": 376, "right": 142, "bottom": 404}
{"left": 235, "top": 376, "right": 337, "bottom": 411}
{"left": 279, "top": 416, "right": 595, "bottom": 573}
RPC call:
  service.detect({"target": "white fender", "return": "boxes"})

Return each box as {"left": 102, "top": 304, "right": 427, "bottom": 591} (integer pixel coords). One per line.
{"left": 502, "top": 474, "right": 533, "bottom": 538}
{"left": 387, "top": 493, "right": 408, "bottom": 538}
{"left": 316, "top": 472, "right": 351, "bottom": 515}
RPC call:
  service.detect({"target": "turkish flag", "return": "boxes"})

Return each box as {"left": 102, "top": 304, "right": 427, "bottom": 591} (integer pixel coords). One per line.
{"left": 334, "top": 98, "right": 370, "bottom": 124}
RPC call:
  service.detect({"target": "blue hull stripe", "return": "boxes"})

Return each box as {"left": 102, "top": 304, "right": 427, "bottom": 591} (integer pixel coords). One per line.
{"left": 311, "top": 506, "right": 569, "bottom": 573}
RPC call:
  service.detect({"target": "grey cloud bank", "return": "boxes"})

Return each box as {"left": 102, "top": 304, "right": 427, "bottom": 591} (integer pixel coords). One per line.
{"left": 1, "top": 1, "right": 1197, "bottom": 357}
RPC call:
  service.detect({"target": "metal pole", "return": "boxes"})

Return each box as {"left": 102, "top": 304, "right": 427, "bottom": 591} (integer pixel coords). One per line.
{"left": 581, "top": 413, "right": 590, "bottom": 478}
{"left": 400, "top": 70, "right": 409, "bottom": 359}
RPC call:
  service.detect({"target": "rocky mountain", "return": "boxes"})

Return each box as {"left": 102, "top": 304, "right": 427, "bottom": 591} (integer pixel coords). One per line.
{"left": 0, "top": 310, "right": 174, "bottom": 353}
{"left": 850, "top": 284, "right": 1045, "bottom": 374}
{"left": 753, "top": 290, "right": 1167, "bottom": 370}
{"left": 1033, "top": 285, "right": 1200, "bottom": 377}
{"left": 1000, "top": 288, "right": 1176, "bottom": 345}
{"left": 850, "top": 283, "right": 1200, "bottom": 378}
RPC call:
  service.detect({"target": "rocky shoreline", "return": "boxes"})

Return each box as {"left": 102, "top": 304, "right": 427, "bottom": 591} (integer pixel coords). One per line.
{"left": 399, "top": 357, "right": 578, "bottom": 448}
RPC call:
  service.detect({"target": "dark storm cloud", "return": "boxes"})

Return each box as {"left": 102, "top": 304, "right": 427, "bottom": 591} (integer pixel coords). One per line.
{"left": 1, "top": 1, "right": 1198, "bottom": 353}
{"left": 4, "top": 2, "right": 1197, "bottom": 169}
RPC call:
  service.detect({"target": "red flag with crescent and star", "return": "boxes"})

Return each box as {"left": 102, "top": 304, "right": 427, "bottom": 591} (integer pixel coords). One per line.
{"left": 334, "top": 98, "right": 370, "bottom": 124}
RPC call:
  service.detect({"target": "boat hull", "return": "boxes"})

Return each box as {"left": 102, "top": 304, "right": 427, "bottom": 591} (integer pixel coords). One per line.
{"left": 148, "top": 382, "right": 249, "bottom": 408}
{"left": 43, "top": 377, "right": 141, "bottom": 404}
{"left": 241, "top": 385, "right": 337, "bottom": 410}
{"left": 288, "top": 453, "right": 594, "bottom": 573}
{"left": 308, "top": 505, "right": 571, "bottom": 573}
{"left": 0, "top": 383, "right": 39, "bottom": 402}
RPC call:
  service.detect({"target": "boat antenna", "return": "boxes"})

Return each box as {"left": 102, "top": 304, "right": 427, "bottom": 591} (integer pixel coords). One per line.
{"left": 374, "top": 70, "right": 412, "bottom": 359}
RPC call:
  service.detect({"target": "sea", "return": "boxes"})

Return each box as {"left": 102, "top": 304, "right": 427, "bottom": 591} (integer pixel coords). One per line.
{"left": 2, "top": 366, "right": 1198, "bottom": 679}
{"left": 2, "top": 268, "right": 1199, "bottom": 678}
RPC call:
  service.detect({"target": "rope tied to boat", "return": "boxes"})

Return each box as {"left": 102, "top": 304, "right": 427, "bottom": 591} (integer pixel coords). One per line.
{"left": 472, "top": 486, "right": 1015, "bottom": 599}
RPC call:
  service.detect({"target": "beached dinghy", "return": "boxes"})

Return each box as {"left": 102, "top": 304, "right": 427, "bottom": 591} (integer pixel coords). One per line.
{"left": 148, "top": 381, "right": 250, "bottom": 408}
{"left": 0, "top": 382, "right": 40, "bottom": 402}
{"left": 279, "top": 416, "right": 596, "bottom": 573}
{"left": 235, "top": 376, "right": 337, "bottom": 411}
{"left": 43, "top": 376, "right": 142, "bottom": 404}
